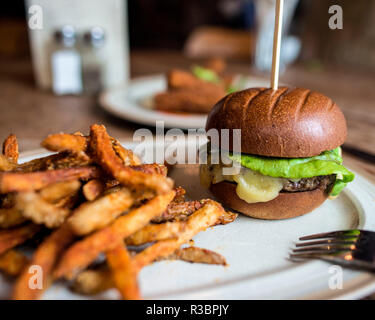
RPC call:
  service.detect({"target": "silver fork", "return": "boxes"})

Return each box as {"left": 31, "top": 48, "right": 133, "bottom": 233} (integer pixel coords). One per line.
{"left": 290, "top": 230, "right": 375, "bottom": 271}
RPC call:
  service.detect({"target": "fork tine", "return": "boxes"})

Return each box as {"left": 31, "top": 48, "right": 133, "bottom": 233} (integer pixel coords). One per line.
{"left": 289, "top": 252, "right": 349, "bottom": 264}
{"left": 295, "top": 239, "right": 356, "bottom": 247}
{"left": 289, "top": 252, "right": 335, "bottom": 260}
{"left": 289, "top": 249, "right": 350, "bottom": 259}
{"left": 299, "top": 230, "right": 361, "bottom": 241}
{"left": 292, "top": 244, "right": 354, "bottom": 253}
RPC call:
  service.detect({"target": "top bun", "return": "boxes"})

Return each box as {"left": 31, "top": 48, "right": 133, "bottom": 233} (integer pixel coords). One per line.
{"left": 206, "top": 87, "right": 347, "bottom": 157}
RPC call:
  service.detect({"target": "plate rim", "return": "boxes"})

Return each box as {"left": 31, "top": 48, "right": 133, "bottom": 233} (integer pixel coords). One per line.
{"left": 12, "top": 142, "right": 375, "bottom": 300}
{"left": 99, "top": 74, "right": 207, "bottom": 129}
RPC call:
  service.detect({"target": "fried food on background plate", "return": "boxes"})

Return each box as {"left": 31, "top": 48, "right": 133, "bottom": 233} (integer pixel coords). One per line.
{"left": 154, "top": 87, "right": 226, "bottom": 114}
{"left": 154, "top": 58, "right": 237, "bottom": 114}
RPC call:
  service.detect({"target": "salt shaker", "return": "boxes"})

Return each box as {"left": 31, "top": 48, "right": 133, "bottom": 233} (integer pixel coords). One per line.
{"left": 50, "top": 25, "right": 83, "bottom": 95}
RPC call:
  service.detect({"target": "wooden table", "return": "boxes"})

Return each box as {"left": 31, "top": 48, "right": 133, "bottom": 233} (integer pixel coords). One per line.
{"left": 0, "top": 50, "right": 375, "bottom": 298}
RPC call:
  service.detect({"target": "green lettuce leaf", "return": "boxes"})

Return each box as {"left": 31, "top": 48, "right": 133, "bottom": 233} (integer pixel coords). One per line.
{"left": 228, "top": 148, "right": 354, "bottom": 196}
{"left": 226, "top": 85, "right": 237, "bottom": 94}
{"left": 192, "top": 65, "right": 244, "bottom": 94}
{"left": 191, "top": 65, "right": 220, "bottom": 83}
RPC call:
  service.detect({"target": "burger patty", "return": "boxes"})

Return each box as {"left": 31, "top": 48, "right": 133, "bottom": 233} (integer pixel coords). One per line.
{"left": 282, "top": 175, "right": 336, "bottom": 193}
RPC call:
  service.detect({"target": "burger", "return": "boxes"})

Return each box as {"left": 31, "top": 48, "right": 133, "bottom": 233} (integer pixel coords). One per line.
{"left": 200, "top": 87, "right": 354, "bottom": 220}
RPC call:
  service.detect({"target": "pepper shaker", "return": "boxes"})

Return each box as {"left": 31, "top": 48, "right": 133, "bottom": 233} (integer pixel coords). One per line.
{"left": 80, "top": 27, "right": 106, "bottom": 94}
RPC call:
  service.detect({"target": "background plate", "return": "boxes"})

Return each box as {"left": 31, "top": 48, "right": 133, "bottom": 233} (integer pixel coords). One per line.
{"left": 100, "top": 75, "right": 207, "bottom": 129}
{"left": 99, "top": 74, "right": 274, "bottom": 129}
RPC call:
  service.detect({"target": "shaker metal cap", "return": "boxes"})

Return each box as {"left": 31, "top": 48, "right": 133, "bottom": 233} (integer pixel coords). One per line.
{"left": 83, "top": 27, "right": 106, "bottom": 48}
{"left": 54, "top": 25, "right": 77, "bottom": 47}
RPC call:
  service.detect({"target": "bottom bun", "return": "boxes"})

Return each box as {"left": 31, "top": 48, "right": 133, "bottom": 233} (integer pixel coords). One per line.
{"left": 210, "top": 181, "right": 328, "bottom": 220}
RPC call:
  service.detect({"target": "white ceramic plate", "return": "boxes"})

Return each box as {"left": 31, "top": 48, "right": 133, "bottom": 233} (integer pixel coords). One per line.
{"left": 99, "top": 74, "right": 274, "bottom": 130}
{"left": 1, "top": 140, "right": 375, "bottom": 300}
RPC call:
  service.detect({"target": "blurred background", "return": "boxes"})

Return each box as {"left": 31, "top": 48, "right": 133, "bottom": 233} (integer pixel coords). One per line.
{"left": 0, "top": 0, "right": 374, "bottom": 174}
{"left": 1, "top": 0, "right": 375, "bottom": 301}
{"left": 3, "top": 0, "right": 375, "bottom": 70}
{"left": 128, "top": 0, "right": 374, "bottom": 72}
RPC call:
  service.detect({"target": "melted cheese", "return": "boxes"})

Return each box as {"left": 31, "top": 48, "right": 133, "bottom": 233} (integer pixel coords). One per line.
{"left": 200, "top": 163, "right": 283, "bottom": 203}
{"left": 232, "top": 170, "right": 283, "bottom": 203}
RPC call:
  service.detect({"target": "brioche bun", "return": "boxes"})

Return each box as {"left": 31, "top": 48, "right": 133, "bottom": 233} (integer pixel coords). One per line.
{"left": 210, "top": 181, "right": 328, "bottom": 220}
{"left": 206, "top": 87, "right": 347, "bottom": 157}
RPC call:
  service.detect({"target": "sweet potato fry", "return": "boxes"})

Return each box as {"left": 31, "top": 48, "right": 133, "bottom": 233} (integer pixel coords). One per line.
{"left": 22, "top": 154, "right": 67, "bottom": 172}
{"left": 68, "top": 187, "right": 134, "bottom": 236}
{"left": 53, "top": 190, "right": 176, "bottom": 279}
{"left": 42, "top": 133, "right": 140, "bottom": 165}
{"left": 152, "top": 200, "right": 206, "bottom": 223}
{"left": 132, "top": 190, "right": 155, "bottom": 206}
{"left": 0, "top": 208, "right": 27, "bottom": 228}
{"left": 17, "top": 152, "right": 93, "bottom": 173}
{"left": 82, "top": 179, "right": 105, "bottom": 201}
{"left": 12, "top": 223, "right": 75, "bottom": 300}
{"left": 0, "top": 193, "right": 15, "bottom": 209}
{"left": 126, "top": 221, "right": 187, "bottom": 246}
{"left": 111, "top": 138, "right": 141, "bottom": 166}
{"left": 39, "top": 180, "right": 81, "bottom": 203}
{"left": 0, "top": 166, "right": 100, "bottom": 193}
{"left": 87, "top": 165, "right": 167, "bottom": 200}
{"left": 128, "top": 202, "right": 235, "bottom": 245}
{"left": 106, "top": 245, "right": 141, "bottom": 300}
{"left": 89, "top": 124, "right": 173, "bottom": 194}
{"left": 71, "top": 268, "right": 113, "bottom": 295}
{"left": 0, "top": 224, "right": 41, "bottom": 255}
{"left": 54, "top": 192, "right": 80, "bottom": 210}
{"left": 131, "top": 164, "right": 168, "bottom": 177}
{"left": 0, "top": 155, "right": 17, "bottom": 171}
{"left": 105, "top": 179, "right": 120, "bottom": 189}
{"left": 0, "top": 249, "right": 29, "bottom": 276}
{"left": 17, "top": 154, "right": 63, "bottom": 172}
{"left": 216, "top": 211, "right": 238, "bottom": 225}
{"left": 84, "top": 167, "right": 165, "bottom": 204}
{"left": 172, "top": 186, "right": 186, "bottom": 202}
{"left": 163, "top": 247, "right": 227, "bottom": 266}
{"left": 2, "top": 134, "right": 18, "bottom": 163}
{"left": 41, "top": 133, "right": 88, "bottom": 153}
{"left": 16, "top": 192, "right": 70, "bottom": 228}
{"left": 71, "top": 247, "right": 226, "bottom": 295}
{"left": 132, "top": 200, "right": 225, "bottom": 270}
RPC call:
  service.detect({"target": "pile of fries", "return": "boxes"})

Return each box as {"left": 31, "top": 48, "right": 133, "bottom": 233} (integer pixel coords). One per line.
{"left": 0, "top": 124, "right": 237, "bottom": 300}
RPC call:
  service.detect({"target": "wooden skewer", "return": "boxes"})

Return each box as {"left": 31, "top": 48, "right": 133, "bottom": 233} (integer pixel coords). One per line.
{"left": 270, "top": 0, "right": 284, "bottom": 90}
